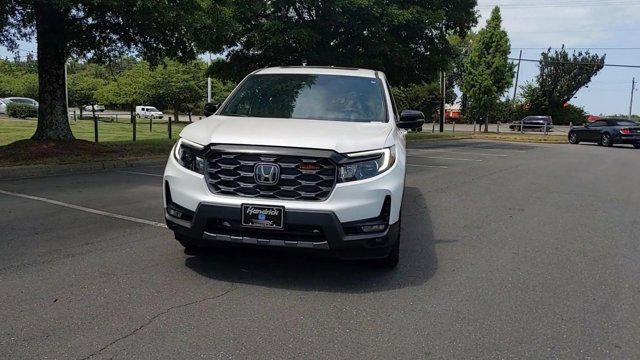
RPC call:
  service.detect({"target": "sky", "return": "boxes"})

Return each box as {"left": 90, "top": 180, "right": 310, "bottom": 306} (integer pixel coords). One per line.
{"left": 2, "top": 0, "right": 640, "bottom": 115}
{"left": 476, "top": 0, "right": 640, "bottom": 115}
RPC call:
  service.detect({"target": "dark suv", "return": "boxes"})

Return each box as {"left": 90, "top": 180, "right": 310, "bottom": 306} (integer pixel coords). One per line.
{"left": 509, "top": 116, "right": 553, "bottom": 131}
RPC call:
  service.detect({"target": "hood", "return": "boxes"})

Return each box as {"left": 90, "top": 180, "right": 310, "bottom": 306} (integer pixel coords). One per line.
{"left": 179, "top": 115, "right": 394, "bottom": 153}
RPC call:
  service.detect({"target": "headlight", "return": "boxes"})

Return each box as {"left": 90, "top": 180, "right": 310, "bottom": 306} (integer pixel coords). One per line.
{"left": 338, "top": 146, "right": 396, "bottom": 183}
{"left": 174, "top": 138, "right": 205, "bottom": 174}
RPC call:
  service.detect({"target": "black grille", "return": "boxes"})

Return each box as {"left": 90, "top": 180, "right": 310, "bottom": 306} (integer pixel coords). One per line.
{"left": 205, "top": 152, "right": 337, "bottom": 201}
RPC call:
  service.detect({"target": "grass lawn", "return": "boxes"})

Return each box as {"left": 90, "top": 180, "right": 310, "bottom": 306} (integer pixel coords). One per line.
{"left": 0, "top": 117, "right": 186, "bottom": 146}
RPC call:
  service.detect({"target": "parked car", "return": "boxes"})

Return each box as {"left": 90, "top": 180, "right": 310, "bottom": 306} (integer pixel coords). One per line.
{"left": 509, "top": 116, "right": 553, "bottom": 131}
{"left": 569, "top": 118, "right": 640, "bottom": 148}
{"left": 83, "top": 104, "right": 105, "bottom": 112}
{"left": 163, "top": 66, "right": 425, "bottom": 268}
{"left": 0, "top": 98, "right": 7, "bottom": 114}
{"left": 3, "top": 97, "right": 39, "bottom": 109}
{"left": 135, "top": 106, "right": 164, "bottom": 119}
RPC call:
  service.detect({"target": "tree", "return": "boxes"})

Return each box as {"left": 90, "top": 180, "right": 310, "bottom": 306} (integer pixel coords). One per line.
{"left": 68, "top": 71, "right": 106, "bottom": 118}
{"left": 210, "top": 0, "right": 478, "bottom": 86}
{"left": 96, "top": 62, "right": 152, "bottom": 119}
{"left": 461, "top": 6, "right": 514, "bottom": 131}
{"left": 522, "top": 47, "right": 605, "bottom": 112}
{"left": 146, "top": 60, "right": 206, "bottom": 123}
{"left": 0, "top": 1, "right": 230, "bottom": 141}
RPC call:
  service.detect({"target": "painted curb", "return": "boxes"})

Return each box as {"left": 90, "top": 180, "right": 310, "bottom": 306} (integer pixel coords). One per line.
{"left": 0, "top": 157, "right": 167, "bottom": 180}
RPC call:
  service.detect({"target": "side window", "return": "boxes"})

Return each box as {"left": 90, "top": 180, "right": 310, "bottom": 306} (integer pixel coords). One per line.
{"left": 591, "top": 121, "right": 606, "bottom": 127}
{"left": 384, "top": 79, "right": 399, "bottom": 121}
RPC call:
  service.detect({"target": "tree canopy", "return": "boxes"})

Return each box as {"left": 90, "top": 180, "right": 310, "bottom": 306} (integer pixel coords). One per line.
{"left": 211, "top": 0, "right": 478, "bottom": 86}
{"left": 0, "top": 0, "right": 232, "bottom": 140}
{"left": 522, "top": 47, "right": 605, "bottom": 112}
{"left": 461, "top": 6, "right": 514, "bottom": 129}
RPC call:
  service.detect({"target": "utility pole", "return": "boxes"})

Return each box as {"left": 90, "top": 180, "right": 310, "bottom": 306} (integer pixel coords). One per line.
{"left": 629, "top": 77, "right": 636, "bottom": 120}
{"left": 207, "top": 53, "right": 212, "bottom": 103}
{"left": 439, "top": 71, "right": 446, "bottom": 133}
{"left": 512, "top": 50, "right": 523, "bottom": 102}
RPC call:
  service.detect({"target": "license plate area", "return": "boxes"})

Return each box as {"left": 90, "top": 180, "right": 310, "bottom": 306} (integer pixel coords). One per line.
{"left": 241, "top": 204, "right": 284, "bottom": 230}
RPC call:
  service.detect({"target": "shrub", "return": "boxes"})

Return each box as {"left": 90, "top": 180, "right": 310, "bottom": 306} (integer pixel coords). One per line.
{"left": 6, "top": 102, "right": 38, "bottom": 119}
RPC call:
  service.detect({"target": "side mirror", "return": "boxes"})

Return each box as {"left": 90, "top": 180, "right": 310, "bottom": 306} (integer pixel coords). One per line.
{"left": 397, "top": 110, "right": 425, "bottom": 130}
{"left": 203, "top": 102, "right": 218, "bottom": 117}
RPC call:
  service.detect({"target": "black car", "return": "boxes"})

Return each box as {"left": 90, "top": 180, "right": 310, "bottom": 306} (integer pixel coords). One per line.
{"left": 569, "top": 118, "right": 640, "bottom": 148}
{"left": 509, "top": 116, "right": 554, "bottom": 131}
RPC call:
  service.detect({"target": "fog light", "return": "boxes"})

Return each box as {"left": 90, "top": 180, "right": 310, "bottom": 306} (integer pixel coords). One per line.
{"left": 167, "top": 208, "right": 183, "bottom": 219}
{"left": 361, "top": 224, "right": 386, "bottom": 233}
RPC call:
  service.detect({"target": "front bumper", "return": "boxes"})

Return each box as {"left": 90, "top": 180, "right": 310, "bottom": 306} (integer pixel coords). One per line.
{"left": 166, "top": 203, "right": 399, "bottom": 260}
{"left": 163, "top": 144, "right": 406, "bottom": 259}
{"left": 617, "top": 134, "right": 640, "bottom": 144}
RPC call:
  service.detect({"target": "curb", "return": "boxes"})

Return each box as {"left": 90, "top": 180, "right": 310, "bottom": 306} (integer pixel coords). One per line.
{"left": 0, "top": 157, "right": 167, "bottom": 180}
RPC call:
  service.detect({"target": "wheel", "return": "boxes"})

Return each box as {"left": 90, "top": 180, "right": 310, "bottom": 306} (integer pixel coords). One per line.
{"left": 601, "top": 133, "right": 613, "bottom": 147}
{"left": 568, "top": 132, "right": 580, "bottom": 144}
{"left": 633, "top": 142, "right": 640, "bottom": 149}
{"left": 176, "top": 234, "right": 204, "bottom": 255}
{"left": 369, "top": 221, "right": 400, "bottom": 269}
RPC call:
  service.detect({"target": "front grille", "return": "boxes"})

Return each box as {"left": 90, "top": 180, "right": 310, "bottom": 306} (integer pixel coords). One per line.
{"left": 205, "top": 152, "right": 337, "bottom": 201}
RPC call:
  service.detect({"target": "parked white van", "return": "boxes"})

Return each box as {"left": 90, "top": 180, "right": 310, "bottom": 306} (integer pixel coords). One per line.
{"left": 136, "top": 106, "right": 164, "bottom": 119}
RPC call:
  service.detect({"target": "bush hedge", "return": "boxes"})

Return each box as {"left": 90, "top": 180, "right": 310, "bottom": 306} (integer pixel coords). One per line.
{"left": 6, "top": 102, "right": 38, "bottom": 119}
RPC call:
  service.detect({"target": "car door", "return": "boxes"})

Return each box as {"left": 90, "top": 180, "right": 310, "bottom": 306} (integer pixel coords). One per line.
{"left": 585, "top": 120, "right": 606, "bottom": 141}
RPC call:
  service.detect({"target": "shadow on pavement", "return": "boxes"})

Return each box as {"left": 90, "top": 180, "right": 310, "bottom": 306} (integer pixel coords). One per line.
{"left": 184, "top": 187, "right": 437, "bottom": 293}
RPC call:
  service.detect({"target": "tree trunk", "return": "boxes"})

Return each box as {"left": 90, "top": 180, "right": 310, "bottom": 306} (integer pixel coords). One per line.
{"left": 484, "top": 116, "right": 489, "bottom": 133}
{"left": 31, "top": 2, "right": 74, "bottom": 141}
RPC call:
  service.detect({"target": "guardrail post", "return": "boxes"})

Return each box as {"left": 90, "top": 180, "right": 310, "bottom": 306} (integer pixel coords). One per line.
{"left": 432, "top": 120, "right": 435, "bottom": 133}
{"left": 544, "top": 122, "right": 548, "bottom": 135}
{"left": 520, "top": 119, "right": 524, "bottom": 134}
{"left": 497, "top": 121, "right": 501, "bottom": 134}
{"left": 569, "top": 122, "right": 573, "bottom": 130}
{"left": 168, "top": 116, "right": 172, "bottom": 139}
{"left": 93, "top": 113, "right": 98, "bottom": 143}
{"left": 132, "top": 112, "right": 137, "bottom": 141}
{"left": 73, "top": 110, "right": 77, "bottom": 122}
{"left": 115, "top": 114, "right": 118, "bottom": 123}
{"left": 473, "top": 121, "right": 476, "bottom": 133}
{"left": 149, "top": 117, "right": 153, "bottom": 132}
{"left": 452, "top": 120, "right": 456, "bottom": 133}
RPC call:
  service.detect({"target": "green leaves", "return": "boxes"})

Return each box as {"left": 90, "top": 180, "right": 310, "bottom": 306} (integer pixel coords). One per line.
{"left": 528, "top": 47, "right": 605, "bottom": 111}
{"left": 211, "top": 0, "right": 478, "bottom": 86}
{"left": 461, "top": 6, "right": 514, "bottom": 122}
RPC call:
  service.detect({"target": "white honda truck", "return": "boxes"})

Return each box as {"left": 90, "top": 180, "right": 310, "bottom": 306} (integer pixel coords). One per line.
{"left": 163, "top": 66, "right": 424, "bottom": 267}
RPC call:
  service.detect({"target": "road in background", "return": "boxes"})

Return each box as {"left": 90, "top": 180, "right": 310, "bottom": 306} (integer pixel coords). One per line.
{"left": 1, "top": 140, "right": 639, "bottom": 359}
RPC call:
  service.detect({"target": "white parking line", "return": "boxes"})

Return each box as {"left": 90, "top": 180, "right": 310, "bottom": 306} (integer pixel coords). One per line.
{"left": 407, "top": 164, "right": 449, "bottom": 169}
{"left": 407, "top": 155, "right": 483, "bottom": 162}
{"left": 118, "top": 170, "right": 163, "bottom": 178}
{"left": 0, "top": 189, "right": 167, "bottom": 228}
{"left": 409, "top": 149, "right": 509, "bottom": 157}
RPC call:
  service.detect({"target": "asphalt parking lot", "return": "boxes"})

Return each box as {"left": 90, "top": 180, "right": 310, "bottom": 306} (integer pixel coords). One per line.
{"left": 1, "top": 140, "right": 639, "bottom": 359}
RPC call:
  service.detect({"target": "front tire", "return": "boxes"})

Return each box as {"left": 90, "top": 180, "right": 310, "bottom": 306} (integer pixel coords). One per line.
{"left": 568, "top": 132, "right": 580, "bottom": 144}
{"left": 176, "top": 234, "right": 205, "bottom": 255}
{"left": 601, "top": 133, "right": 613, "bottom": 147}
{"left": 369, "top": 221, "right": 400, "bottom": 269}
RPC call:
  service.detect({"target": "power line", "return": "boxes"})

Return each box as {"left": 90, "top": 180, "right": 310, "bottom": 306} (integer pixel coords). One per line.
{"left": 509, "top": 57, "right": 640, "bottom": 69}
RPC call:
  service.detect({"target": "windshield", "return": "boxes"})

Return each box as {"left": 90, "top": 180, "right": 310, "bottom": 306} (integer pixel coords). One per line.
{"left": 220, "top": 74, "right": 387, "bottom": 122}
{"left": 148, "top": 107, "right": 159, "bottom": 112}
